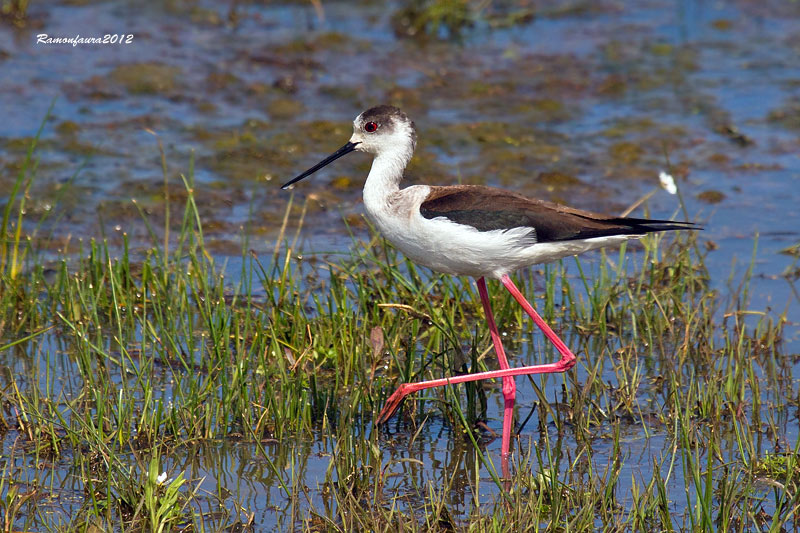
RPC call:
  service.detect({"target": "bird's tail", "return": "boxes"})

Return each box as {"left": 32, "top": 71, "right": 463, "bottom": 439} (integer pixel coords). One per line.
{"left": 614, "top": 217, "right": 701, "bottom": 233}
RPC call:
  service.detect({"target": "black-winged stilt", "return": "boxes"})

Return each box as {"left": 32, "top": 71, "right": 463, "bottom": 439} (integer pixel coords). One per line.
{"left": 282, "top": 105, "right": 697, "bottom": 460}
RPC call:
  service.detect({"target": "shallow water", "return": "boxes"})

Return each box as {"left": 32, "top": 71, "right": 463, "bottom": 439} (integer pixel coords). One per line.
{"left": 1, "top": 0, "right": 799, "bottom": 529}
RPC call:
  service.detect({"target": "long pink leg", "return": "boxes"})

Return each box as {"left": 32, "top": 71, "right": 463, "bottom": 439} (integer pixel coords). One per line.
{"left": 377, "top": 275, "right": 577, "bottom": 455}
{"left": 499, "top": 274, "right": 577, "bottom": 369}
{"left": 476, "top": 277, "right": 516, "bottom": 458}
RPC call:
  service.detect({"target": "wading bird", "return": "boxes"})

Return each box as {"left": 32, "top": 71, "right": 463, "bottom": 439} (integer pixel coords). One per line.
{"left": 282, "top": 105, "right": 696, "bottom": 460}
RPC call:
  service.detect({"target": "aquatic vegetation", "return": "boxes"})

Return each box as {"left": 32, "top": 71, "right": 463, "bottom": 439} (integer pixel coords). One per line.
{"left": 392, "top": 0, "right": 474, "bottom": 38}
{"left": 0, "top": 0, "right": 28, "bottom": 26}
{"left": 0, "top": 124, "right": 795, "bottom": 531}
{"left": 1, "top": 0, "right": 798, "bottom": 528}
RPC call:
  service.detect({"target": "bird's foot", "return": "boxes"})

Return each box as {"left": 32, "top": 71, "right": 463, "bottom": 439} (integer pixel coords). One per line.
{"left": 560, "top": 353, "right": 577, "bottom": 372}
{"left": 377, "top": 383, "right": 413, "bottom": 424}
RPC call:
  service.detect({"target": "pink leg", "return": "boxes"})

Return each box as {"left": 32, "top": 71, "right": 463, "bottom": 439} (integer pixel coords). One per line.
{"left": 476, "top": 277, "right": 516, "bottom": 458}
{"left": 377, "top": 275, "right": 577, "bottom": 458}
{"left": 499, "top": 274, "right": 577, "bottom": 370}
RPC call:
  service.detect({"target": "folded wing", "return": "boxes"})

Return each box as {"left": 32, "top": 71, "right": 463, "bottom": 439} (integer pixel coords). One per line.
{"left": 419, "top": 185, "right": 698, "bottom": 243}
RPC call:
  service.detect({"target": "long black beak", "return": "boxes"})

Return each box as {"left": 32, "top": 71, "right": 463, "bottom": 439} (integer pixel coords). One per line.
{"left": 281, "top": 141, "right": 359, "bottom": 189}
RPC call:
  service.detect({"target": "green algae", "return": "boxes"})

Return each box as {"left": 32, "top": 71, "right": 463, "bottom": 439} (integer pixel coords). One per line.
{"left": 767, "top": 101, "right": 800, "bottom": 130}
{"left": 696, "top": 190, "right": 726, "bottom": 204}
{"left": 391, "top": 0, "right": 473, "bottom": 38}
{"left": 109, "top": 63, "right": 182, "bottom": 95}
{"left": 55, "top": 120, "right": 80, "bottom": 136}
{"left": 537, "top": 170, "right": 582, "bottom": 188}
{"left": 266, "top": 97, "right": 304, "bottom": 119}
{"left": 608, "top": 141, "right": 644, "bottom": 165}
{"left": 205, "top": 71, "right": 241, "bottom": 91}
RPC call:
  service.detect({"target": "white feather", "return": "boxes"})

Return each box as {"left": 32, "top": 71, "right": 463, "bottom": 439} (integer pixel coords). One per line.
{"left": 364, "top": 184, "right": 639, "bottom": 280}
{"left": 346, "top": 108, "right": 642, "bottom": 280}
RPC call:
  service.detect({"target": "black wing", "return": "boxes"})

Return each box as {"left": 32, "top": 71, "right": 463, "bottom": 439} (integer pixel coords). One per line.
{"left": 420, "top": 186, "right": 698, "bottom": 243}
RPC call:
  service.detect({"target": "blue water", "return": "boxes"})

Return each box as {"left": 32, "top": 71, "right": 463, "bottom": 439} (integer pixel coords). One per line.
{"left": 1, "top": 0, "right": 798, "bottom": 529}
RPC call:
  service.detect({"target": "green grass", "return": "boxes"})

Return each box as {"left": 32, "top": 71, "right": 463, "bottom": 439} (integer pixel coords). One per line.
{"left": 0, "top": 125, "right": 796, "bottom": 531}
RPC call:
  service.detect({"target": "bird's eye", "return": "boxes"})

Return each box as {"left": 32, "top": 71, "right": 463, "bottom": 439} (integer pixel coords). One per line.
{"left": 364, "top": 121, "right": 378, "bottom": 133}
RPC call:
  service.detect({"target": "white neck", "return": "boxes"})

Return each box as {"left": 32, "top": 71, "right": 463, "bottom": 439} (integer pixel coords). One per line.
{"left": 362, "top": 147, "right": 412, "bottom": 212}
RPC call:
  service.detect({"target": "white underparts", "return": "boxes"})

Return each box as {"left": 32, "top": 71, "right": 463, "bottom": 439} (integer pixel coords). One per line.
{"left": 364, "top": 184, "right": 641, "bottom": 279}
